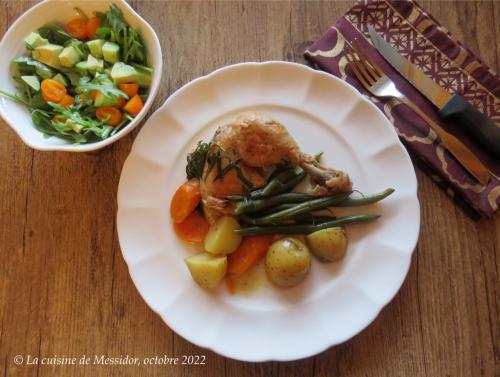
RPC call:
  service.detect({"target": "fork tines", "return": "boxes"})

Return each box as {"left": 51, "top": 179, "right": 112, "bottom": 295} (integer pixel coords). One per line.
{"left": 346, "top": 41, "right": 384, "bottom": 89}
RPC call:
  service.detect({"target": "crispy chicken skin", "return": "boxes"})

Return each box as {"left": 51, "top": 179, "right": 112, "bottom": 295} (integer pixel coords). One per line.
{"left": 200, "top": 111, "right": 352, "bottom": 223}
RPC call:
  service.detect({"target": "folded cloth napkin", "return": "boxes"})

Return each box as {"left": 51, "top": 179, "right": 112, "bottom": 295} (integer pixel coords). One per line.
{"left": 304, "top": 0, "right": 500, "bottom": 218}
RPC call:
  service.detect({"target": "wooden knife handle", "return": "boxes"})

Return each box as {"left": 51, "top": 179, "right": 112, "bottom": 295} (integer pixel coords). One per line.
{"left": 400, "top": 98, "right": 490, "bottom": 185}
{"left": 438, "top": 94, "right": 500, "bottom": 159}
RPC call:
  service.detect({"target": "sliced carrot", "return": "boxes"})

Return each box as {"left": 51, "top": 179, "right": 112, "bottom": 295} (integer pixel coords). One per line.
{"left": 173, "top": 211, "right": 209, "bottom": 243}
{"left": 227, "top": 235, "right": 275, "bottom": 275}
{"left": 41, "top": 79, "right": 67, "bottom": 102}
{"left": 90, "top": 90, "right": 99, "bottom": 101}
{"left": 58, "top": 94, "right": 75, "bottom": 108}
{"left": 95, "top": 107, "right": 122, "bottom": 126}
{"left": 170, "top": 179, "right": 201, "bottom": 223}
{"left": 225, "top": 276, "right": 236, "bottom": 295}
{"left": 85, "top": 16, "right": 101, "bottom": 39}
{"left": 114, "top": 97, "right": 127, "bottom": 109}
{"left": 118, "top": 83, "right": 139, "bottom": 97}
{"left": 65, "top": 15, "right": 88, "bottom": 40}
{"left": 123, "top": 94, "right": 144, "bottom": 116}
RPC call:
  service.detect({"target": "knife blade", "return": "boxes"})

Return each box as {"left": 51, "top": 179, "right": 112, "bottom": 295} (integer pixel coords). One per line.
{"left": 368, "top": 26, "right": 500, "bottom": 159}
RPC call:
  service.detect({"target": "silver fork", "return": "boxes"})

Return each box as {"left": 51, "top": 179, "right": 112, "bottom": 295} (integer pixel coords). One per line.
{"left": 346, "top": 41, "right": 490, "bottom": 186}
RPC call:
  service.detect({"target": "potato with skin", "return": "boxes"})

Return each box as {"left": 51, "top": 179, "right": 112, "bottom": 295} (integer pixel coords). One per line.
{"left": 185, "top": 252, "right": 227, "bottom": 289}
{"left": 306, "top": 227, "right": 347, "bottom": 262}
{"left": 265, "top": 237, "right": 311, "bottom": 288}
{"left": 204, "top": 216, "right": 242, "bottom": 255}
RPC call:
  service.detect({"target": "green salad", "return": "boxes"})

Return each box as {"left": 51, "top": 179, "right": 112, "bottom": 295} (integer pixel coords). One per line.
{"left": 0, "top": 4, "right": 153, "bottom": 144}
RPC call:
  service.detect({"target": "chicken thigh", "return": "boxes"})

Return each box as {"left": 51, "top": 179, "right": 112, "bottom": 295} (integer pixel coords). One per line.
{"left": 200, "top": 111, "right": 352, "bottom": 223}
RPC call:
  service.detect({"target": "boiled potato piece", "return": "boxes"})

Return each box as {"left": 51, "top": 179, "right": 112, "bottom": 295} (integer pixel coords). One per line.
{"left": 265, "top": 237, "right": 311, "bottom": 288}
{"left": 306, "top": 227, "right": 347, "bottom": 262}
{"left": 185, "top": 252, "right": 227, "bottom": 289}
{"left": 204, "top": 216, "right": 242, "bottom": 255}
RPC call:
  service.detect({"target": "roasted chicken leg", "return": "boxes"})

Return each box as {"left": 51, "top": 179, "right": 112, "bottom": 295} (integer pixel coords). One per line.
{"left": 200, "top": 111, "right": 352, "bottom": 223}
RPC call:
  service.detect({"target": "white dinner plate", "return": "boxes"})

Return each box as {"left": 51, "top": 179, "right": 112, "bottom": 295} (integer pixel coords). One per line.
{"left": 117, "top": 61, "right": 420, "bottom": 362}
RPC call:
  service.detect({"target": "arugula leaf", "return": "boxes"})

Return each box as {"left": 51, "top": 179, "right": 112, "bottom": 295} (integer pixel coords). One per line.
{"left": 31, "top": 110, "right": 86, "bottom": 143}
{"left": 124, "top": 27, "right": 146, "bottom": 64}
{"left": 95, "top": 27, "right": 112, "bottom": 39}
{"left": 100, "top": 4, "right": 147, "bottom": 64}
{"left": 31, "top": 108, "right": 84, "bottom": 143}
{"left": 0, "top": 77, "right": 49, "bottom": 111}
{"left": 49, "top": 102, "right": 99, "bottom": 127}
{"left": 106, "top": 4, "right": 128, "bottom": 34}
{"left": 28, "top": 92, "right": 50, "bottom": 110}
{"left": 32, "top": 110, "right": 61, "bottom": 137}
{"left": 13, "top": 77, "right": 50, "bottom": 110}
{"left": 84, "top": 124, "right": 114, "bottom": 139}
{"left": 38, "top": 24, "right": 73, "bottom": 45}
{"left": 75, "top": 76, "right": 128, "bottom": 99}
{"left": 0, "top": 89, "right": 31, "bottom": 107}
{"left": 13, "top": 57, "right": 53, "bottom": 79}
{"left": 73, "top": 7, "right": 89, "bottom": 21}
{"left": 48, "top": 102, "right": 118, "bottom": 142}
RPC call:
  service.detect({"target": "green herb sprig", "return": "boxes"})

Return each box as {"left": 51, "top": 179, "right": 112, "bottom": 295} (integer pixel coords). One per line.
{"left": 96, "top": 4, "right": 146, "bottom": 65}
{"left": 185, "top": 141, "right": 254, "bottom": 189}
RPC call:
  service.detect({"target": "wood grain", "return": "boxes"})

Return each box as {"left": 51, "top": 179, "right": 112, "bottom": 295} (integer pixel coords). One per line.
{"left": 0, "top": 1, "right": 498, "bottom": 376}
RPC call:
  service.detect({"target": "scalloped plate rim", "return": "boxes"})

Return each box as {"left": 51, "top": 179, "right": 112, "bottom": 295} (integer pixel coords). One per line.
{"left": 117, "top": 61, "right": 420, "bottom": 362}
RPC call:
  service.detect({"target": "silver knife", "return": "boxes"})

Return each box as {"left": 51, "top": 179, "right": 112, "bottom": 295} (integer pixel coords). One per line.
{"left": 368, "top": 26, "right": 500, "bottom": 160}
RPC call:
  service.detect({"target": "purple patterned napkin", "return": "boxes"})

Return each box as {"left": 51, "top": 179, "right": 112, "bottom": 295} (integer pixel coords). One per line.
{"left": 304, "top": 0, "right": 500, "bottom": 218}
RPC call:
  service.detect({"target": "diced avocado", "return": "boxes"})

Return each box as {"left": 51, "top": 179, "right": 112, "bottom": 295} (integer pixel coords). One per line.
{"left": 59, "top": 46, "right": 81, "bottom": 68}
{"left": 65, "top": 119, "right": 83, "bottom": 133}
{"left": 93, "top": 92, "right": 118, "bottom": 107}
{"left": 86, "top": 54, "right": 104, "bottom": 74}
{"left": 24, "top": 32, "right": 48, "bottom": 49}
{"left": 102, "top": 42, "right": 120, "bottom": 63}
{"left": 66, "top": 72, "right": 81, "bottom": 86}
{"left": 86, "top": 39, "right": 105, "bottom": 58}
{"left": 21, "top": 75, "right": 40, "bottom": 91}
{"left": 110, "top": 62, "right": 138, "bottom": 85}
{"left": 32, "top": 44, "right": 64, "bottom": 69}
{"left": 75, "top": 61, "right": 90, "bottom": 76}
{"left": 52, "top": 73, "right": 68, "bottom": 87}
{"left": 133, "top": 64, "right": 153, "bottom": 88}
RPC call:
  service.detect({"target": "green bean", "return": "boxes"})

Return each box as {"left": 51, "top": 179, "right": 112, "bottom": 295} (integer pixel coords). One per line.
{"left": 231, "top": 187, "right": 394, "bottom": 206}
{"left": 235, "top": 214, "right": 380, "bottom": 236}
{"left": 254, "top": 169, "right": 305, "bottom": 199}
{"left": 256, "top": 203, "right": 296, "bottom": 216}
{"left": 292, "top": 214, "right": 337, "bottom": 224}
{"left": 247, "top": 192, "right": 350, "bottom": 224}
{"left": 238, "top": 214, "right": 259, "bottom": 225}
{"left": 268, "top": 171, "right": 307, "bottom": 196}
{"left": 249, "top": 204, "right": 335, "bottom": 222}
{"left": 337, "top": 188, "right": 395, "bottom": 206}
{"left": 226, "top": 168, "right": 299, "bottom": 201}
{"left": 226, "top": 194, "right": 245, "bottom": 201}
{"left": 268, "top": 163, "right": 293, "bottom": 180}
{"left": 235, "top": 192, "right": 316, "bottom": 215}
{"left": 242, "top": 211, "right": 335, "bottom": 225}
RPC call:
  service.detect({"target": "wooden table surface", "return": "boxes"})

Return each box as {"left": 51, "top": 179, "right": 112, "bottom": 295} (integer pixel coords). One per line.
{"left": 1, "top": 1, "right": 499, "bottom": 376}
